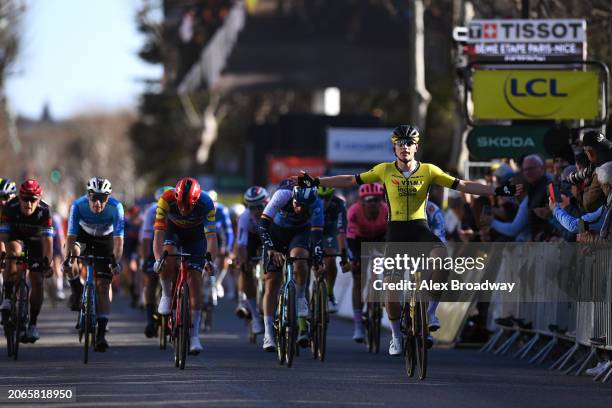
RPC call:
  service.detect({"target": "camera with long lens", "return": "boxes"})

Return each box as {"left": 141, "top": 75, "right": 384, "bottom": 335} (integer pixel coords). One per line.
{"left": 565, "top": 164, "right": 594, "bottom": 185}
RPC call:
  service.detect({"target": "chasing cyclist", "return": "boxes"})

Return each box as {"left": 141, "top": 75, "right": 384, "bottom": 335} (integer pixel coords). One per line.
{"left": 295, "top": 125, "right": 519, "bottom": 355}
{"left": 258, "top": 181, "right": 324, "bottom": 352}
{"left": 316, "top": 186, "right": 350, "bottom": 313}
{"left": 0, "top": 179, "right": 54, "bottom": 342}
{"left": 346, "top": 183, "right": 388, "bottom": 343}
{"left": 64, "top": 177, "right": 124, "bottom": 352}
{"left": 0, "top": 178, "right": 17, "bottom": 259}
{"left": 153, "top": 178, "right": 218, "bottom": 354}
{"left": 139, "top": 186, "right": 173, "bottom": 338}
{"left": 233, "top": 186, "right": 269, "bottom": 335}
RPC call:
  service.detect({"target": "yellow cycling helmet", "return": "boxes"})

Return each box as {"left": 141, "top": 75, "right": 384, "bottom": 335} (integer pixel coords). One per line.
{"left": 317, "top": 186, "right": 335, "bottom": 198}
{"left": 391, "top": 125, "right": 420, "bottom": 145}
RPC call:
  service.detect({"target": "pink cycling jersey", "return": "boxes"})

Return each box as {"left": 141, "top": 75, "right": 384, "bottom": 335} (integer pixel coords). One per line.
{"left": 346, "top": 202, "right": 388, "bottom": 239}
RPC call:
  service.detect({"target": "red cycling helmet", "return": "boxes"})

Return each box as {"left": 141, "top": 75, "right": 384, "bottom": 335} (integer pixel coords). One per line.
{"left": 175, "top": 177, "right": 201, "bottom": 213}
{"left": 359, "top": 183, "right": 383, "bottom": 198}
{"left": 20, "top": 179, "right": 43, "bottom": 197}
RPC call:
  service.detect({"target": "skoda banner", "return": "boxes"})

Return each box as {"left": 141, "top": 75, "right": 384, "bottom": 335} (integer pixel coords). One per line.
{"left": 472, "top": 70, "right": 599, "bottom": 120}
{"left": 467, "top": 126, "right": 550, "bottom": 159}
{"left": 327, "top": 128, "right": 393, "bottom": 163}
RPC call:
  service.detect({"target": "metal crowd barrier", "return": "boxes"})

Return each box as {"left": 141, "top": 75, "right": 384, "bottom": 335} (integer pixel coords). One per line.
{"left": 481, "top": 243, "right": 612, "bottom": 383}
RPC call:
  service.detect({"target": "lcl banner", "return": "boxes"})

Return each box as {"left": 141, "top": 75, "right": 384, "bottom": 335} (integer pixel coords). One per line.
{"left": 472, "top": 70, "right": 599, "bottom": 120}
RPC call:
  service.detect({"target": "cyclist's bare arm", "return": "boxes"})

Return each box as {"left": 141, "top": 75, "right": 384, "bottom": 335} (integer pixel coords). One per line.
{"left": 113, "top": 236, "right": 124, "bottom": 261}
{"left": 206, "top": 232, "right": 219, "bottom": 260}
{"left": 153, "top": 230, "right": 165, "bottom": 260}
{"left": 456, "top": 180, "right": 495, "bottom": 196}
{"left": 319, "top": 175, "right": 357, "bottom": 188}
{"left": 42, "top": 236, "right": 53, "bottom": 263}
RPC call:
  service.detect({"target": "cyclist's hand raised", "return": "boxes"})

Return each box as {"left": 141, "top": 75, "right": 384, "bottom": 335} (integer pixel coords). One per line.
{"left": 291, "top": 171, "right": 320, "bottom": 188}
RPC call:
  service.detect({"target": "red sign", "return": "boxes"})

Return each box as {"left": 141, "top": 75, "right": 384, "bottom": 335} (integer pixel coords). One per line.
{"left": 268, "top": 156, "right": 326, "bottom": 184}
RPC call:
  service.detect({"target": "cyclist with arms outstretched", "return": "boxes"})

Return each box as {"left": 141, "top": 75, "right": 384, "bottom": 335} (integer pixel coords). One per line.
{"left": 295, "top": 125, "right": 519, "bottom": 355}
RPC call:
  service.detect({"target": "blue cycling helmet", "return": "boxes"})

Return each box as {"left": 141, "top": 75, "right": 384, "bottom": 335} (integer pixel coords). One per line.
{"left": 292, "top": 186, "right": 318, "bottom": 206}
{"left": 155, "top": 186, "right": 174, "bottom": 201}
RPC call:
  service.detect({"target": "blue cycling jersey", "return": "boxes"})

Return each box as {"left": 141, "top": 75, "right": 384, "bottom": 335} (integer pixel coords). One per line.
{"left": 263, "top": 187, "right": 324, "bottom": 229}
{"left": 426, "top": 200, "right": 446, "bottom": 244}
{"left": 67, "top": 195, "right": 125, "bottom": 237}
{"left": 215, "top": 202, "right": 234, "bottom": 249}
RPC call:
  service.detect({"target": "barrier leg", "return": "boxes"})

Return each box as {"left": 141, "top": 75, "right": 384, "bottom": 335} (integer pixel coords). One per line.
{"left": 600, "top": 364, "right": 612, "bottom": 383}
{"left": 548, "top": 344, "right": 573, "bottom": 370}
{"left": 529, "top": 337, "right": 557, "bottom": 365}
{"left": 512, "top": 334, "right": 538, "bottom": 359}
{"left": 574, "top": 348, "right": 597, "bottom": 376}
{"left": 480, "top": 329, "right": 503, "bottom": 353}
{"left": 556, "top": 344, "right": 580, "bottom": 371}
{"left": 495, "top": 331, "right": 520, "bottom": 356}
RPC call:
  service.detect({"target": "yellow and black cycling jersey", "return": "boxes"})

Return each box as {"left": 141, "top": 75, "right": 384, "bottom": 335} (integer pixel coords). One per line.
{"left": 356, "top": 161, "right": 458, "bottom": 222}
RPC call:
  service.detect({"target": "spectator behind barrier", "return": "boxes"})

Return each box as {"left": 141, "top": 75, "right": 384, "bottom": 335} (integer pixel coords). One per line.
{"left": 481, "top": 155, "right": 551, "bottom": 241}
{"left": 574, "top": 161, "right": 612, "bottom": 243}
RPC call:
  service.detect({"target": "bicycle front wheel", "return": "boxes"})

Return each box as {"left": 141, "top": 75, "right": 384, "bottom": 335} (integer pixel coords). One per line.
{"left": 285, "top": 282, "right": 296, "bottom": 368}
{"left": 14, "top": 282, "right": 28, "bottom": 361}
{"left": 179, "top": 282, "right": 190, "bottom": 370}
{"left": 317, "top": 280, "right": 328, "bottom": 362}
{"left": 414, "top": 301, "right": 428, "bottom": 380}
{"left": 310, "top": 282, "right": 319, "bottom": 359}
{"left": 158, "top": 314, "right": 167, "bottom": 350}
{"left": 276, "top": 288, "right": 286, "bottom": 366}
{"left": 83, "top": 285, "right": 95, "bottom": 364}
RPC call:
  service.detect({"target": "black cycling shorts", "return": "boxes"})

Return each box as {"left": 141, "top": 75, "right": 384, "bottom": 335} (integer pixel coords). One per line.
{"left": 7, "top": 234, "right": 44, "bottom": 272}
{"left": 75, "top": 228, "right": 114, "bottom": 280}
{"left": 386, "top": 220, "right": 444, "bottom": 245}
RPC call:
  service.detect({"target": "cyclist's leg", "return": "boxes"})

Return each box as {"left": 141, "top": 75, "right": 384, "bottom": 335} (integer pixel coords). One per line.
{"left": 66, "top": 230, "right": 85, "bottom": 310}
{"left": 426, "top": 244, "right": 448, "bottom": 332}
{"left": 92, "top": 235, "right": 114, "bottom": 350}
{"left": 181, "top": 235, "right": 206, "bottom": 343}
{"left": 158, "top": 226, "right": 179, "bottom": 314}
{"left": 24, "top": 240, "right": 44, "bottom": 339}
{"left": 142, "top": 256, "right": 158, "bottom": 336}
{"left": 348, "top": 237, "right": 364, "bottom": 340}
{"left": 384, "top": 224, "right": 406, "bottom": 355}
{"left": 1, "top": 238, "right": 20, "bottom": 318}
{"left": 242, "top": 233, "right": 261, "bottom": 322}
{"left": 262, "top": 224, "right": 286, "bottom": 349}
{"left": 288, "top": 228, "right": 311, "bottom": 346}
{"left": 323, "top": 234, "right": 339, "bottom": 311}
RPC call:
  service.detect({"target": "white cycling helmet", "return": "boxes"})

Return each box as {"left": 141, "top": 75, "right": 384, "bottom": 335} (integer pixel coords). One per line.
{"left": 243, "top": 186, "right": 269, "bottom": 207}
{"left": 0, "top": 178, "right": 17, "bottom": 196}
{"left": 86, "top": 177, "right": 112, "bottom": 195}
{"left": 208, "top": 189, "right": 218, "bottom": 203}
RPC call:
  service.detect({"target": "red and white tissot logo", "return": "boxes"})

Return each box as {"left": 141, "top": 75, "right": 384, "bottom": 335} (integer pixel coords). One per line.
{"left": 483, "top": 23, "right": 497, "bottom": 39}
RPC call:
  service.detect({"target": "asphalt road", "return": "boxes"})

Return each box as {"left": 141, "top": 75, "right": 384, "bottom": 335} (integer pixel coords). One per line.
{"left": 0, "top": 293, "right": 610, "bottom": 407}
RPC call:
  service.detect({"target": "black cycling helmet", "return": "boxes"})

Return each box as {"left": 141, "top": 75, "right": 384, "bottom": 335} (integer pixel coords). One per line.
{"left": 391, "top": 125, "right": 420, "bottom": 145}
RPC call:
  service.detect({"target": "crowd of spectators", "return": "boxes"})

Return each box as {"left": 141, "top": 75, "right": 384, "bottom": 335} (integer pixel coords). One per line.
{"left": 440, "top": 129, "right": 612, "bottom": 376}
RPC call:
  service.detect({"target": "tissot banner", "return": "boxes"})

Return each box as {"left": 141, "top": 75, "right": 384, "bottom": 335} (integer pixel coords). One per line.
{"left": 472, "top": 70, "right": 599, "bottom": 120}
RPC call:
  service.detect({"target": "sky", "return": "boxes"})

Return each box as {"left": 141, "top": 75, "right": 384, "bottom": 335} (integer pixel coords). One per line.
{"left": 6, "top": 0, "right": 162, "bottom": 120}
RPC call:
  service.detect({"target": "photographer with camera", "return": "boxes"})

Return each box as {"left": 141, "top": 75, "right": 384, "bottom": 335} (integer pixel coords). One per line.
{"left": 565, "top": 130, "right": 612, "bottom": 213}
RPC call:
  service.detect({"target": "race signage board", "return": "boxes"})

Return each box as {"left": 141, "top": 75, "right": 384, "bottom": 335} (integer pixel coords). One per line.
{"left": 327, "top": 128, "right": 393, "bottom": 163}
{"left": 467, "top": 126, "right": 550, "bottom": 159}
{"left": 472, "top": 70, "right": 599, "bottom": 120}
{"left": 463, "top": 19, "right": 586, "bottom": 62}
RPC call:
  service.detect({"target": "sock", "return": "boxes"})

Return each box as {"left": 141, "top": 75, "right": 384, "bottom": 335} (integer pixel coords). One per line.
{"left": 69, "top": 277, "right": 83, "bottom": 292}
{"left": 264, "top": 315, "right": 274, "bottom": 338}
{"left": 145, "top": 304, "right": 155, "bottom": 325}
{"left": 3, "top": 281, "right": 13, "bottom": 298}
{"left": 428, "top": 300, "right": 439, "bottom": 319}
{"left": 160, "top": 279, "right": 172, "bottom": 298}
{"left": 97, "top": 316, "right": 109, "bottom": 336}
{"left": 390, "top": 319, "right": 402, "bottom": 340}
{"left": 296, "top": 283, "right": 306, "bottom": 299}
{"left": 298, "top": 317, "right": 307, "bottom": 332}
{"left": 30, "top": 305, "right": 40, "bottom": 326}
{"left": 246, "top": 298, "right": 260, "bottom": 319}
{"left": 56, "top": 277, "right": 63, "bottom": 291}
{"left": 353, "top": 309, "right": 363, "bottom": 328}
{"left": 191, "top": 309, "right": 202, "bottom": 338}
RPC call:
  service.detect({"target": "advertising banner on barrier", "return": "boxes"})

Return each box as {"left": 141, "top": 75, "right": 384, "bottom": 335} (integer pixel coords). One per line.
{"left": 327, "top": 128, "right": 393, "bottom": 163}
{"left": 472, "top": 70, "right": 599, "bottom": 120}
{"left": 268, "top": 156, "right": 326, "bottom": 184}
{"left": 467, "top": 126, "right": 550, "bottom": 159}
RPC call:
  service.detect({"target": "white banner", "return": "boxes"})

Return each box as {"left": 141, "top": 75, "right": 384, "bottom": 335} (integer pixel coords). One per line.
{"left": 327, "top": 128, "right": 393, "bottom": 163}
{"left": 467, "top": 19, "right": 586, "bottom": 43}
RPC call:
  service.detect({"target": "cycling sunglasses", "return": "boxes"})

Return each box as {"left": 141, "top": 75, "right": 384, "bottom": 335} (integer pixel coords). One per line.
{"left": 89, "top": 193, "right": 109, "bottom": 203}
{"left": 363, "top": 196, "right": 381, "bottom": 203}
{"left": 20, "top": 195, "right": 39, "bottom": 203}
{"left": 394, "top": 140, "right": 416, "bottom": 147}
{"left": 247, "top": 204, "right": 266, "bottom": 211}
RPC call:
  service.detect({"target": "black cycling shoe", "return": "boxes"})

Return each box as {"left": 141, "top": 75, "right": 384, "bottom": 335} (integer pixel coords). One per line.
{"left": 297, "top": 330, "right": 310, "bottom": 348}
{"left": 234, "top": 304, "right": 251, "bottom": 320}
{"left": 68, "top": 293, "right": 81, "bottom": 312}
{"left": 144, "top": 322, "right": 156, "bottom": 338}
{"left": 94, "top": 336, "right": 109, "bottom": 352}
